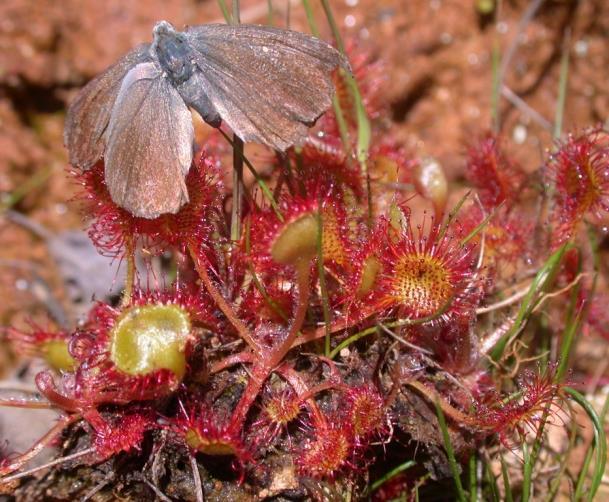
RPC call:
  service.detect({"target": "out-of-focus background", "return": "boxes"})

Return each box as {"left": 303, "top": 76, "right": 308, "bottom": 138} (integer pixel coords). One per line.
{"left": 1, "top": 0, "right": 608, "bottom": 366}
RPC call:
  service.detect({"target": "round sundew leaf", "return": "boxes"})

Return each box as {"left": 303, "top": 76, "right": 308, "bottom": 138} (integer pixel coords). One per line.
{"left": 357, "top": 255, "right": 381, "bottom": 297}
{"left": 271, "top": 213, "right": 319, "bottom": 266}
{"left": 185, "top": 429, "right": 238, "bottom": 456}
{"left": 110, "top": 304, "right": 191, "bottom": 379}
{"left": 43, "top": 339, "right": 77, "bottom": 373}
{"left": 391, "top": 253, "right": 453, "bottom": 317}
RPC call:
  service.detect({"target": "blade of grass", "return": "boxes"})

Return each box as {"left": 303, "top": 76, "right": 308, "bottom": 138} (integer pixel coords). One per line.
{"left": 555, "top": 290, "right": 584, "bottom": 382}
{"left": 556, "top": 225, "right": 599, "bottom": 382}
{"left": 468, "top": 454, "right": 478, "bottom": 502}
{"left": 216, "top": 0, "right": 232, "bottom": 23}
{"left": 574, "top": 440, "right": 595, "bottom": 501}
{"left": 267, "top": 0, "right": 274, "bottom": 26}
{"left": 319, "top": 0, "right": 371, "bottom": 172}
{"left": 545, "top": 402, "right": 576, "bottom": 502}
{"left": 565, "top": 387, "right": 607, "bottom": 501}
{"left": 483, "top": 457, "right": 500, "bottom": 502}
{"left": 329, "top": 325, "right": 378, "bottom": 360}
{"left": 315, "top": 0, "right": 373, "bottom": 224}
{"left": 460, "top": 203, "right": 503, "bottom": 247}
{"left": 244, "top": 218, "right": 288, "bottom": 322}
{"left": 545, "top": 401, "right": 579, "bottom": 501}
{"left": 219, "top": 129, "right": 283, "bottom": 220}
{"left": 435, "top": 399, "right": 467, "bottom": 502}
{"left": 521, "top": 442, "right": 533, "bottom": 502}
{"left": 553, "top": 28, "right": 571, "bottom": 140}
{"left": 368, "top": 460, "right": 416, "bottom": 495}
{"left": 229, "top": 0, "right": 244, "bottom": 242}
{"left": 301, "top": 0, "right": 352, "bottom": 157}
{"left": 499, "top": 455, "right": 514, "bottom": 502}
{"left": 490, "top": 242, "right": 570, "bottom": 360}
{"left": 1, "top": 166, "right": 53, "bottom": 212}
{"left": 523, "top": 266, "right": 586, "bottom": 501}
{"left": 328, "top": 302, "right": 451, "bottom": 359}
{"left": 438, "top": 190, "right": 471, "bottom": 241}
{"left": 316, "top": 207, "right": 332, "bottom": 356}
{"left": 491, "top": 37, "right": 501, "bottom": 132}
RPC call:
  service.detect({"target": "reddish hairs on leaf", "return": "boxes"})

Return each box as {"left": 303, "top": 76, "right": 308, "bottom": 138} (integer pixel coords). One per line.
{"left": 375, "top": 219, "right": 477, "bottom": 324}
{"left": 465, "top": 132, "right": 525, "bottom": 210}
{"left": 548, "top": 128, "right": 609, "bottom": 246}
{"left": 76, "top": 151, "right": 223, "bottom": 257}
{"left": 474, "top": 367, "right": 565, "bottom": 446}
{"left": 296, "top": 417, "right": 354, "bottom": 479}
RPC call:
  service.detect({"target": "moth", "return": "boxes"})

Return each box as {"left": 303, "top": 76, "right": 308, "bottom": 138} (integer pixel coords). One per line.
{"left": 64, "top": 21, "right": 348, "bottom": 219}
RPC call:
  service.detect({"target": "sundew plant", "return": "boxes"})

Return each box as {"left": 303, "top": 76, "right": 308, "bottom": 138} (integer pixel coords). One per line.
{"left": 1, "top": 2, "right": 607, "bottom": 501}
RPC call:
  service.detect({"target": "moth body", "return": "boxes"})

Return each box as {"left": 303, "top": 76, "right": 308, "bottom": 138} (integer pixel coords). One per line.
{"left": 64, "top": 20, "right": 349, "bottom": 219}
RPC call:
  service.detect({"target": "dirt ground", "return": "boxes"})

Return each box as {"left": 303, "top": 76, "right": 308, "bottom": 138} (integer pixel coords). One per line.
{"left": 1, "top": 0, "right": 608, "bottom": 496}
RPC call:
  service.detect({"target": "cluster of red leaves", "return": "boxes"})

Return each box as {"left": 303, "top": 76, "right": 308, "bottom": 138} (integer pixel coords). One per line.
{"left": 2, "top": 43, "right": 595, "bottom": 499}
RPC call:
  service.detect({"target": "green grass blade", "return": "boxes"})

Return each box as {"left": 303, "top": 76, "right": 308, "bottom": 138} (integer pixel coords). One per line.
{"left": 266, "top": 0, "right": 274, "bottom": 26}
{"left": 219, "top": 130, "right": 283, "bottom": 221}
{"left": 1, "top": 166, "right": 53, "bottom": 212}
{"left": 244, "top": 218, "right": 288, "bottom": 322}
{"left": 490, "top": 242, "right": 570, "bottom": 360}
{"left": 553, "top": 29, "right": 571, "bottom": 140}
{"left": 460, "top": 203, "right": 503, "bottom": 247}
{"left": 468, "top": 454, "right": 478, "bottom": 501}
{"left": 329, "top": 325, "right": 378, "bottom": 359}
{"left": 491, "top": 38, "right": 501, "bottom": 132}
{"left": 316, "top": 208, "right": 332, "bottom": 356}
{"left": 216, "top": 0, "right": 232, "bottom": 23}
{"left": 369, "top": 460, "right": 416, "bottom": 494}
{"left": 565, "top": 387, "right": 607, "bottom": 501}
{"left": 521, "top": 442, "right": 533, "bottom": 502}
{"left": 439, "top": 191, "right": 471, "bottom": 241}
{"left": 301, "top": 0, "right": 351, "bottom": 153}
{"left": 500, "top": 455, "right": 514, "bottom": 502}
{"left": 435, "top": 400, "right": 467, "bottom": 502}
{"left": 483, "top": 457, "right": 500, "bottom": 502}
{"left": 319, "top": 0, "right": 371, "bottom": 175}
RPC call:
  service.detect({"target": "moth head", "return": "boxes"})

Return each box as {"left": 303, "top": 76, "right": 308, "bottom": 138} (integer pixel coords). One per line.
{"left": 152, "top": 20, "right": 193, "bottom": 84}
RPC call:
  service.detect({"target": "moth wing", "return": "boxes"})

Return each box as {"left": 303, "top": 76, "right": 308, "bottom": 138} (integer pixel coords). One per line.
{"left": 184, "top": 24, "right": 349, "bottom": 151}
{"left": 104, "top": 61, "right": 194, "bottom": 219}
{"left": 64, "top": 44, "right": 150, "bottom": 169}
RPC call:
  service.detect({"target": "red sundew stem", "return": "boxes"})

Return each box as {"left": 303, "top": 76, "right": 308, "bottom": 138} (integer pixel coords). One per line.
{"left": 276, "top": 365, "right": 327, "bottom": 427}
{"left": 0, "top": 413, "right": 81, "bottom": 477}
{"left": 316, "top": 355, "right": 346, "bottom": 383}
{"left": 227, "top": 361, "right": 272, "bottom": 435}
{"left": 0, "top": 398, "right": 55, "bottom": 409}
{"left": 268, "top": 260, "right": 311, "bottom": 368}
{"left": 188, "top": 244, "right": 260, "bottom": 354}
{"left": 226, "top": 262, "right": 312, "bottom": 434}
{"left": 0, "top": 446, "right": 96, "bottom": 484}
{"left": 291, "top": 305, "right": 378, "bottom": 349}
{"left": 404, "top": 380, "right": 483, "bottom": 429}
{"left": 210, "top": 351, "right": 255, "bottom": 374}
{"left": 298, "top": 382, "right": 345, "bottom": 404}
{"left": 121, "top": 236, "right": 136, "bottom": 308}
{"left": 35, "top": 371, "right": 82, "bottom": 413}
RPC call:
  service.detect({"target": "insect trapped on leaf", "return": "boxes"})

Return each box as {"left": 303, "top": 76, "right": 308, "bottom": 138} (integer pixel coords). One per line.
{"left": 64, "top": 20, "right": 349, "bottom": 219}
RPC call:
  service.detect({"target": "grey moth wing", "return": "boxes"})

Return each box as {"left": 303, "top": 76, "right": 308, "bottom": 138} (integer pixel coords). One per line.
{"left": 184, "top": 24, "right": 350, "bottom": 151}
{"left": 104, "top": 61, "right": 193, "bottom": 219}
{"left": 63, "top": 44, "right": 151, "bottom": 170}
